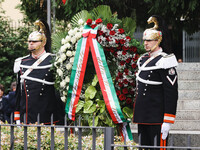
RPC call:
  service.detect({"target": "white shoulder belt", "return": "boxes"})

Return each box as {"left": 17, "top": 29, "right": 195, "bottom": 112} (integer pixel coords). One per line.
{"left": 136, "top": 53, "right": 178, "bottom": 85}
{"left": 20, "top": 53, "right": 55, "bottom": 85}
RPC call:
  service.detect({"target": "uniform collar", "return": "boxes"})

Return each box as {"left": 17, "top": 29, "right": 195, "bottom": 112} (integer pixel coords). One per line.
{"left": 32, "top": 50, "right": 46, "bottom": 59}
{"left": 149, "top": 47, "right": 162, "bottom": 57}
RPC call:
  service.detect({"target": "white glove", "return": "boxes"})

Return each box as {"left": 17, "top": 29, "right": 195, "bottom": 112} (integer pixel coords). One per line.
{"left": 161, "top": 122, "right": 171, "bottom": 140}
{"left": 16, "top": 120, "right": 21, "bottom": 125}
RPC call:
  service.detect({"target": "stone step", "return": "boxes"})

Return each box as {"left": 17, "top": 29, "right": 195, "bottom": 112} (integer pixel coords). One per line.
{"left": 177, "top": 63, "right": 200, "bottom": 71}
{"left": 131, "top": 130, "right": 200, "bottom": 147}
{"left": 177, "top": 70, "right": 200, "bottom": 80}
{"left": 171, "top": 120, "right": 200, "bottom": 130}
{"left": 178, "top": 90, "right": 200, "bottom": 100}
{"left": 177, "top": 100, "right": 200, "bottom": 110}
{"left": 176, "top": 110, "right": 200, "bottom": 120}
{"left": 131, "top": 120, "right": 200, "bottom": 131}
{"left": 178, "top": 80, "right": 200, "bottom": 90}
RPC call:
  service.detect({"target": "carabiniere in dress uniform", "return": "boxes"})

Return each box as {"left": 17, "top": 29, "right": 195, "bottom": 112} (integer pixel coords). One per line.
{"left": 13, "top": 20, "right": 64, "bottom": 125}
{"left": 133, "top": 15, "right": 178, "bottom": 148}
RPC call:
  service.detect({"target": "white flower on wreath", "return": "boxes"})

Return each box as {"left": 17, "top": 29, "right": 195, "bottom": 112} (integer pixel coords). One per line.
{"left": 61, "top": 96, "right": 66, "bottom": 102}
{"left": 78, "top": 19, "right": 84, "bottom": 25}
{"left": 65, "top": 35, "right": 71, "bottom": 43}
{"left": 71, "top": 36, "right": 77, "bottom": 44}
{"left": 70, "top": 57, "right": 74, "bottom": 63}
{"left": 60, "top": 53, "right": 66, "bottom": 61}
{"left": 57, "top": 68, "right": 63, "bottom": 77}
{"left": 68, "top": 29, "right": 75, "bottom": 36}
{"left": 65, "top": 76, "right": 70, "bottom": 83}
{"left": 60, "top": 80, "right": 66, "bottom": 88}
{"left": 66, "top": 63, "right": 72, "bottom": 70}
{"left": 60, "top": 45, "right": 66, "bottom": 52}
{"left": 66, "top": 50, "right": 72, "bottom": 57}
{"left": 75, "top": 32, "right": 82, "bottom": 39}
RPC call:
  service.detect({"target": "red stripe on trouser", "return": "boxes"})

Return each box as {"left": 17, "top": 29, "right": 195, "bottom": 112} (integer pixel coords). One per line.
{"left": 160, "top": 133, "right": 167, "bottom": 150}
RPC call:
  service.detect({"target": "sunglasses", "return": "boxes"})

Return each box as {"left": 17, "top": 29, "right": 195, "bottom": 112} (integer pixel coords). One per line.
{"left": 28, "top": 40, "right": 42, "bottom": 43}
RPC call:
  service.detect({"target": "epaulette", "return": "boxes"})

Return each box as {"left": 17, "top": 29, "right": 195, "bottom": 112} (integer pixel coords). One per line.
{"left": 13, "top": 55, "right": 29, "bottom": 73}
{"left": 156, "top": 53, "right": 178, "bottom": 69}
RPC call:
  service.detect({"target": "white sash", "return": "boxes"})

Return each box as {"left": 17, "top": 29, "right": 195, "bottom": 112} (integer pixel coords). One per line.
{"left": 20, "top": 53, "right": 54, "bottom": 85}
{"left": 136, "top": 53, "right": 163, "bottom": 85}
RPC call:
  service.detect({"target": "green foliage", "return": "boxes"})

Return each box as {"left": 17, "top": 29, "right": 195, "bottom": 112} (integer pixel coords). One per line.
{"left": 91, "top": 5, "right": 113, "bottom": 21}
{"left": 122, "top": 107, "right": 133, "bottom": 119}
{"left": 75, "top": 75, "right": 115, "bottom": 128}
{"left": 143, "top": 0, "right": 200, "bottom": 34}
{"left": 85, "top": 86, "right": 97, "bottom": 99}
{"left": 19, "top": 0, "right": 105, "bottom": 23}
{"left": 122, "top": 16, "right": 137, "bottom": 38}
{"left": 51, "top": 30, "right": 68, "bottom": 53}
{"left": 70, "top": 10, "right": 92, "bottom": 27}
{"left": 0, "top": 15, "right": 32, "bottom": 93}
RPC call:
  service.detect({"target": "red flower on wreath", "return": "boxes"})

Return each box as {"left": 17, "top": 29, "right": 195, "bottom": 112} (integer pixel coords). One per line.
{"left": 95, "top": 18, "right": 103, "bottom": 24}
{"left": 118, "top": 28, "right": 125, "bottom": 34}
{"left": 122, "top": 46, "right": 129, "bottom": 51}
{"left": 86, "top": 19, "right": 92, "bottom": 25}
{"left": 120, "top": 61, "right": 125, "bottom": 66}
{"left": 126, "top": 98, "right": 132, "bottom": 104}
{"left": 124, "top": 68, "right": 129, "bottom": 74}
{"left": 123, "top": 79, "right": 129, "bottom": 85}
{"left": 131, "top": 63, "right": 137, "bottom": 69}
{"left": 122, "top": 88, "right": 129, "bottom": 94}
{"left": 115, "top": 40, "right": 119, "bottom": 44}
{"left": 116, "top": 90, "right": 121, "bottom": 96}
{"left": 126, "top": 36, "right": 131, "bottom": 41}
{"left": 118, "top": 72, "right": 123, "bottom": 77}
{"left": 126, "top": 58, "right": 131, "bottom": 64}
{"left": 98, "top": 30, "right": 104, "bottom": 35}
{"left": 91, "top": 24, "right": 97, "bottom": 29}
{"left": 107, "top": 23, "right": 113, "bottom": 30}
{"left": 119, "top": 94, "right": 126, "bottom": 101}
{"left": 109, "top": 30, "right": 116, "bottom": 35}
{"left": 130, "top": 46, "right": 137, "bottom": 53}
{"left": 120, "top": 39, "right": 125, "bottom": 44}
{"left": 118, "top": 82, "right": 123, "bottom": 88}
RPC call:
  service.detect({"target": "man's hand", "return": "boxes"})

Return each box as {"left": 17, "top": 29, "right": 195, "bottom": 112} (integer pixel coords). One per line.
{"left": 161, "top": 122, "right": 171, "bottom": 140}
{"left": 16, "top": 120, "right": 20, "bottom": 125}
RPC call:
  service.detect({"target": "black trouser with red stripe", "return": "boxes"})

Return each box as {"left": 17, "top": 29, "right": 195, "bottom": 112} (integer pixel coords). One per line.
{"left": 138, "top": 124, "right": 168, "bottom": 150}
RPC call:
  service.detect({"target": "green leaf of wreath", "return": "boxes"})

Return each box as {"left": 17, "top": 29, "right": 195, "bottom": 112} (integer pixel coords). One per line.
{"left": 122, "top": 107, "right": 133, "bottom": 118}
{"left": 88, "top": 116, "right": 99, "bottom": 126}
{"left": 122, "top": 17, "right": 136, "bottom": 38}
{"left": 91, "top": 75, "right": 98, "bottom": 86}
{"left": 85, "top": 85, "right": 97, "bottom": 99}
{"left": 84, "top": 103, "right": 96, "bottom": 114}
{"left": 91, "top": 5, "right": 112, "bottom": 22}
{"left": 70, "top": 10, "right": 92, "bottom": 27}
{"left": 97, "top": 99, "right": 105, "bottom": 113}
{"left": 76, "top": 100, "right": 84, "bottom": 113}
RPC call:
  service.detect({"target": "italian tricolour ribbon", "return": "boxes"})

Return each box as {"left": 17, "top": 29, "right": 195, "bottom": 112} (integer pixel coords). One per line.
{"left": 65, "top": 25, "right": 133, "bottom": 141}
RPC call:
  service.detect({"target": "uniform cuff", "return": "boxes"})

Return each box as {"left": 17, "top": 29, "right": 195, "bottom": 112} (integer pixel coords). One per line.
{"left": 14, "top": 111, "right": 20, "bottom": 121}
{"left": 164, "top": 113, "right": 175, "bottom": 124}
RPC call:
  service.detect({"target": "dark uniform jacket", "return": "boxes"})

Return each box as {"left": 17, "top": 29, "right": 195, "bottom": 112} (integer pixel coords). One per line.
{"left": 14, "top": 52, "right": 65, "bottom": 124}
{"left": 133, "top": 48, "right": 178, "bottom": 124}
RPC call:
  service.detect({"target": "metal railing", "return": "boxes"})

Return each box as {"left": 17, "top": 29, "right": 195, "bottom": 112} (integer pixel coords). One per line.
{"left": 1, "top": 114, "right": 200, "bottom": 150}
{"left": 183, "top": 30, "right": 200, "bottom": 62}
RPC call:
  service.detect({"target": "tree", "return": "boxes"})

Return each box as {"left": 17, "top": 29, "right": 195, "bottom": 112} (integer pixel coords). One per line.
{"left": 18, "top": 0, "right": 200, "bottom": 34}
{"left": 143, "top": 0, "right": 200, "bottom": 34}
{"left": 0, "top": 10, "right": 32, "bottom": 93}
{"left": 18, "top": 0, "right": 105, "bottom": 22}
